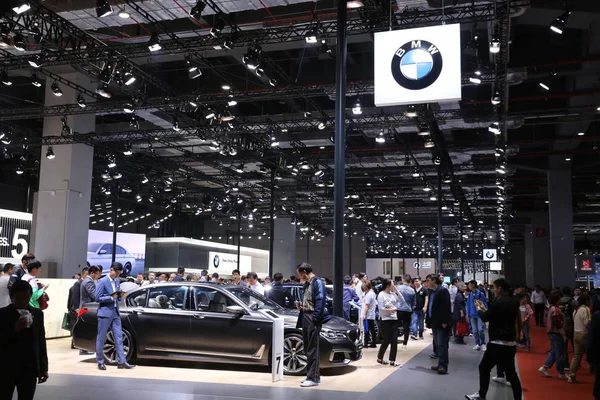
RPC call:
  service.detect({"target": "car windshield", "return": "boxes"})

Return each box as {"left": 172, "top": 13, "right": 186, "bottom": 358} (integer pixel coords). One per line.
{"left": 226, "top": 287, "right": 282, "bottom": 311}
{"left": 88, "top": 243, "right": 103, "bottom": 252}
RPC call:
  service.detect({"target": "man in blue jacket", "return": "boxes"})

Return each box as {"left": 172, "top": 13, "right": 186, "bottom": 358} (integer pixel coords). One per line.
{"left": 343, "top": 275, "right": 359, "bottom": 322}
{"left": 296, "top": 262, "right": 330, "bottom": 388}
{"left": 95, "top": 262, "right": 135, "bottom": 371}
{"left": 467, "top": 280, "right": 488, "bottom": 351}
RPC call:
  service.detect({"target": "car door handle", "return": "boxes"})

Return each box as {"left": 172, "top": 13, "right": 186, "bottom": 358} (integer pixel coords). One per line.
{"left": 132, "top": 309, "right": 145, "bottom": 314}
{"left": 193, "top": 313, "right": 205, "bottom": 319}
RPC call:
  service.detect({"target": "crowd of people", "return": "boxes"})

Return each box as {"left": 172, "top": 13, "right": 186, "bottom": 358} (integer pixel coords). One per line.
{"left": 3, "top": 257, "right": 600, "bottom": 397}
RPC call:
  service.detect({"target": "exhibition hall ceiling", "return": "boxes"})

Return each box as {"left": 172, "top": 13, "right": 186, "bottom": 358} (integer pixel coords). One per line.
{"left": 0, "top": 0, "right": 598, "bottom": 256}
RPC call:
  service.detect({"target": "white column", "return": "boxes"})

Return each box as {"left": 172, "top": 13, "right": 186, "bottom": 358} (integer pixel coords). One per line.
{"left": 273, "top": 218, "right": 296, "bottom": 278}
{"left": 32, "top": 73, "right": 94, "bottom": 278}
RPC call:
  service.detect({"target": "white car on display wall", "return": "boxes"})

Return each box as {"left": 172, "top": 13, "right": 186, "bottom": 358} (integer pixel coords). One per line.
{"left": 87, "top": 243, "right": 136, "bottom": 276}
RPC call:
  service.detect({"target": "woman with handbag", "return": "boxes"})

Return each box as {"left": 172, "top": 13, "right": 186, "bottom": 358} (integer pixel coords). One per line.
{"left": 454, "top": 282, "right": 468, "bottom": 344}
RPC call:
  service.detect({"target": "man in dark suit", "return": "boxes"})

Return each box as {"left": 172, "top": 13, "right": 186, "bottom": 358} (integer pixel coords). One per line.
{"left": 95, "top": 262, "right": 135, "bottom": 371}
{"left": 80, "top": 266, "right": 101, "bottom": 306}
{"left": 173, "top": 267, "right": 185, "bottom": 282}
{"left": 267, "top": 272, "right": 286, "bottom": 307}
{"left": 426, "top": 273, "right": 452, "bottom": 375}
{"left": 0, "top": 280, "right": 49, "bottom": 400}
{"left": 67, "top": 267, "right": 88, "bottom": 350}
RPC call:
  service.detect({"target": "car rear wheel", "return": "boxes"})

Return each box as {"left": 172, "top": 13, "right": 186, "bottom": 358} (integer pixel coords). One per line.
{"left": 123, "top": 262, "right": 132, "bottom": 276}
{"left": 283, "top": 333, "right": 307, "bottom": 376}
{"left": 103, "top": 328, "right": 135, "bottom": 364}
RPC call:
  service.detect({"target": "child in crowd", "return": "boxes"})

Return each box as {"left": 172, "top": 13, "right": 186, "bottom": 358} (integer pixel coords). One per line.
{"left": 519, "top": 295, "right": 534, "bottom": 351}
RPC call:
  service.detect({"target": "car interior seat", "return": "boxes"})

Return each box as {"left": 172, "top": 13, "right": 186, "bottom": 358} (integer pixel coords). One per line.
{"left": 155, "top": 294, "right": 172, "bottom": 309}
{"left": 198, "top": 292, "right": 210, "bottom": 311}
{"left": 209, "top": 292, "right": 228, "bottom": 313}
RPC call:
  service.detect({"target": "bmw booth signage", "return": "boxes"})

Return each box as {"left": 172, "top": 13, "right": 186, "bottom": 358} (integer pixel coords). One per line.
{"left": 483, "top": 249, "right": 498, "bottom": 262}
{"left": 374, "top": 24, "right": 462, "bottom": 107}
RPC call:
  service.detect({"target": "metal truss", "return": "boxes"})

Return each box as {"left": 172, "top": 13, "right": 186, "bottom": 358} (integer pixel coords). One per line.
{"left": 0, "top": 1, "right": 530, "bottom": 69}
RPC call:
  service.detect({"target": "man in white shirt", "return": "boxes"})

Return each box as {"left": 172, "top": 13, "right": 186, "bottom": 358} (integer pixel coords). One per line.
{"left": 355, "top": 273, "right": 368, "bottom": 301}
{"left": 531, "top": 285, "right": 547, "bottom": 326}
{"left": 0, "top": 263, "right": 15, "bottom": 308}
{"left": 247, "top": 272, "right": 264, "bottom": 296}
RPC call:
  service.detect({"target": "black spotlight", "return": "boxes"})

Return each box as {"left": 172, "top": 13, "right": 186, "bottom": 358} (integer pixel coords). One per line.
{"left": 189, "top": 1, "right": 206, "bottom": 19}
{"left": 96, "top": 0, "right": 114, "bottom": 18}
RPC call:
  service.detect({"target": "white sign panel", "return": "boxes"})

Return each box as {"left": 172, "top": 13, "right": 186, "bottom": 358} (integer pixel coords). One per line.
{"left": 414, "top": 260, "right": 433, "bottom": 269}
{"left": 374, "top": 24, "right": 462, "bottom": 107}
{"left": 483, "top": 249, "right": 498, "bottom": 262}
{"left": 489, "top": 261, "right": 502, "bottom": 271}
{"left": 0, "top": 209, "right": 32, "bottom": 264}
{"left": 208, "top": 251, "right": 252, "bottom": 275}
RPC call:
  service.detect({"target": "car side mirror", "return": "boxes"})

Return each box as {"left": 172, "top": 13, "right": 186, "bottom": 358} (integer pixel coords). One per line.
{"left": 99, "top": 249, "right": 107, "bottom": 254}
{"left": 226, "top": 305, "right": 246, "bottom": 315}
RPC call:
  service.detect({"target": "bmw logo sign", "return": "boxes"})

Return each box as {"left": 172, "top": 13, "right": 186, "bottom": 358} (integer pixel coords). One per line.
{"left": 213, "top": 255, "right": 220, "bottom": 268}
{"left": 391, "top": 40, "right": 443, "bottom": 90}
{"left": 485, "top": 251, "right": 495, "bottom": 260}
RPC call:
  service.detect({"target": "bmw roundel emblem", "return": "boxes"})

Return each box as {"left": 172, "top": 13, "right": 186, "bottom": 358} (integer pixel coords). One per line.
{"left": 391, "top": 40, "right": 443, "bottom": 90}
{"left": 485, "top": 251, "right": 494, "bottom": 259}
{"left": 213, "top": 255, "right": 220, "bottom": 268}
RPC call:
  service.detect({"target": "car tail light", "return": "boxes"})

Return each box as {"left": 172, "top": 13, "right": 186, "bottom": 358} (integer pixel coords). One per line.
{"left": 78, "top": 308, "right": 88, "bottom": 318}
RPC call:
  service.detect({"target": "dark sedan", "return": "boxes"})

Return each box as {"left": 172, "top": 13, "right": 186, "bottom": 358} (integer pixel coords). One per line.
{"left": 73, "top": 282, "right": 362, "bottom": 376}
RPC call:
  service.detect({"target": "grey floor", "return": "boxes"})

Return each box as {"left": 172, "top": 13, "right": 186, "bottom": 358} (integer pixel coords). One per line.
{"left": 24, "top": 339, "right": 518, "bottom": 400}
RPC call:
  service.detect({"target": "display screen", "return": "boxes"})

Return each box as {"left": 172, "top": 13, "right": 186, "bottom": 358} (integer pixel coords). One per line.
{"left": 87, "top": 229, "right": 146, "bottom": 276}
{"left": 0, "top": 209, "right": 32, "bottom": 262}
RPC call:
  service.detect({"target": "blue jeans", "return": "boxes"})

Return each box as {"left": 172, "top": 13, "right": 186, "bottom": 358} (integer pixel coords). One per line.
{"left": 470, "top": 316, "right": 486, "bottom": 346}
{"left": 433, "top": 326, "right": 451, "bottom": 369}
{"left": 544, "top": 333, "right": 565, "bottom": 373}
{"left": 411, "top": 311, "right": 425, "bottom": 336}
{"left": 522, "top": 321, "right": 531, "bottom": 350}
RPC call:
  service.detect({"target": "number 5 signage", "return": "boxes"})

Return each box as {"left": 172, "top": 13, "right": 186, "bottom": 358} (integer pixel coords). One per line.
{"left": 0, "top": 209, "right": 32, "bottom": 262}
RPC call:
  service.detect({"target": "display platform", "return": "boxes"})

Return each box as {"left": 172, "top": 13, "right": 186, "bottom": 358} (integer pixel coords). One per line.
{"left": 48, "top": 336, "right": 432, "bottom": 392}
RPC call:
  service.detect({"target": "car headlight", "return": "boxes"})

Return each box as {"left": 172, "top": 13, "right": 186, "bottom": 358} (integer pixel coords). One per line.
{"left": 320, "top": 328, "right": 347, "bottom": 340}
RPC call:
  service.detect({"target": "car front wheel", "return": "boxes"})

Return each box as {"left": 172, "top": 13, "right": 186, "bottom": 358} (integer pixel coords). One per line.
{"left": 283, "top": 333, "right": 307, "bottom": 376}
{"left": 103, "top": 328, "right": 135, "bottom": 364}
{"left": 123, "top": 262, "right": 132, "bottom": 276}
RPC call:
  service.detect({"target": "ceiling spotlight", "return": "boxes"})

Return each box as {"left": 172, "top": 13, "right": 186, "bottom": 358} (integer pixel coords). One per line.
{"left": 317, "top": 121, "right": 326, "bottom": 130}
{"left": 235, "top": 163, "right": 244, "bottom": 174}
{"left": 96, "top": 0, "right": 113, "bottom": 17}
{"left": 45, "top": 147, "right": 55, "bottom": 160}
{"left": 210, "top": 20, "right": 225, "bottom": 38}
{"left": 96, "top": 84, "right": 112, "bottom": 98}
{"left": 1, "top": 70, "right": 12, "bottom": 86}
{"left": 123, "top": 143, "right": 133, "bottom": 156}
{"left": 147, "top": 32, "right": 161, "bottom": 52}
{"left": 12, "top": 1, "right": 31, "bottom": 14}
{"left": 433, "top": 155, "right": 441, "bottom": 165}
{"left": 495, "top": 147, "right": 505, "bottom": 157}
{"left": 16, "top": 165, "right": 24, "bottom": 175}
{"left": 550, "top": 10, "right": 571, "bottom": 34}
{"left": 13, "top": 34, "right": 26, "bottom": 51}
{"left": 189, "top": 1, "right": 206, "bottom": 19}
{"left": 107, "top": 159, "right": 116, "bottom": 169}
{"left": 51, "top": 81, "right": 63, "bottom": 97}
{"left": 442, "top": 173, "right": 452, "bottom": 184}
{"left": 423, "top": 184, "right": 432, "bottom": 192}
{"left": 375, "top": 130, "right": 385, "bottom": 143}
{"left": 221, "top": 110, "right": 235, "bottom": 122}
{"left": 352, "top": 99, "right": 362, "bottom": 115}
{"left": 491, "top": 90, "right": 501, "bottom": 105}
{"left": 189, "top": 68, "right": 202, "bottom": 79}
{"left": 469, "top": 69, "right": 482, "bottom": 84}
{"left": 404, "top": 153, "right": 411, "bottom": 166}
{"left": 489, "top": 34, "right": 500, "bottom": 54}
{"left": 412, "top": 167, "right": 420, "bottom": 178}
{"left": 577, "top": 131, "right": 585, "bottom": 136}
{"left": 346, "top": 0, "right": 365, "bottom": 8}
{"left": 118, "top": 8, "right": 130, "bottom": 19}
{"left": 488, "top": 122, "right": 501, "bottom": 135}
{"left": 205, "top": 109, "right": 215, "bottom": 119}
{"left": 269, "top": 78, "right": 278, "bottom": 87}
{"left": 228, "top": 99, "right": 237, "bottom": 107}
{"left": 112, "top": 170, "right": 122, "bottom": 180}
{"left": 404, "top": 105, "right": 418, "bottom": 118}
{"left": 28, "top": 53, "right": 43, "bottom": 68}
{"left": 123, "top": 71, "right": 136, "bottom": 86}
{"left": 305, "top": 29, "right": 318, "bottom": 44}
{"left": 172, "top": 119, "right": 181, "bottom": 132}
{"left": 223, "top": 39, "right": 234, "bottom": 50}
{"left": 141, "top": 176, "right": 149, "bottom": 184}
{"left": 314, "top": 169, "right": 324, "bottom": 177}
{"left": 424, "top": 138, "right": 435, "bottom": 148}
{"left": 495, "top": 164, "right": 506, "bottom": 174}
{"left": 417, "top": 128, "right": 430, "bottom": 136}
{"left": 123, "top": 103, "right": 135, "bottom": 114}
{"left": 270, "top": 137, "right": 280, "bottom": 147}
{"left": 255, "top": 67, "right": 265, "bottom": 77}
{"left": 221, "top": 83, "right": 231, "bottom": 91}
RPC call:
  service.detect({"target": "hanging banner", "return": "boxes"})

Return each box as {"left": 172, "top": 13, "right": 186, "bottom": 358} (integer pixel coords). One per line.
{"left": 0, "top": 209, "right": 32, "bottom": 263}
{"left": 374, "top": 24, "right": 462, "bottom": 107}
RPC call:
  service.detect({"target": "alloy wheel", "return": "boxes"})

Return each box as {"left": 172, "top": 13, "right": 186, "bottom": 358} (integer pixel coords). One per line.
{"left": 283, "top": 334, "right": 307, "bottom": 375}
{"left": 103, "top": 329, "right": 132, "bottom": 364}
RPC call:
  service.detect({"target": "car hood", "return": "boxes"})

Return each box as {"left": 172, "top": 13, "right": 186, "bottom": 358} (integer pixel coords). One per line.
{"left": 271, "top": 307, "right": 358, "bottom": 331}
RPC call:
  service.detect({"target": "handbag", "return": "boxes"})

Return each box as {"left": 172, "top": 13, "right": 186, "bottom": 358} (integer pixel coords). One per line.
{"left": 61, "top": 312, "right": 71, "bottom": 331}
{"left": 456, "top": 318, "right": 469, "bottom": 337}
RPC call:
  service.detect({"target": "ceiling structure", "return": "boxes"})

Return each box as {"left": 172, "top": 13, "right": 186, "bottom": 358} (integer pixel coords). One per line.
{"left": 0, "top": 0, "right": 599, "bottom": 259}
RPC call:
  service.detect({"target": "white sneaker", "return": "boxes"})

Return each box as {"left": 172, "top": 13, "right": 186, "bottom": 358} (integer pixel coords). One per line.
{"left": 465, "top": 392, "right": 484, "bottom": 400}
{"left": 473, "top": 345, "right": 481, "bottom": 351}
{"left": 481, "top": 344, "right": 487, "bottom": 352}
{"left": 538, "top": 366, "right": 551, "bottom": 378}
{"left": 401, "top": 344, "right": 407, "bottom": 351}
{"left": 300, "top": 380, "right": 319, "bottom": 387}
{"left": 558, "top": 374, "right": 568, "bottom": 380}
{"left": 492, "top": 376, "right": 511, "bottom": 386}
